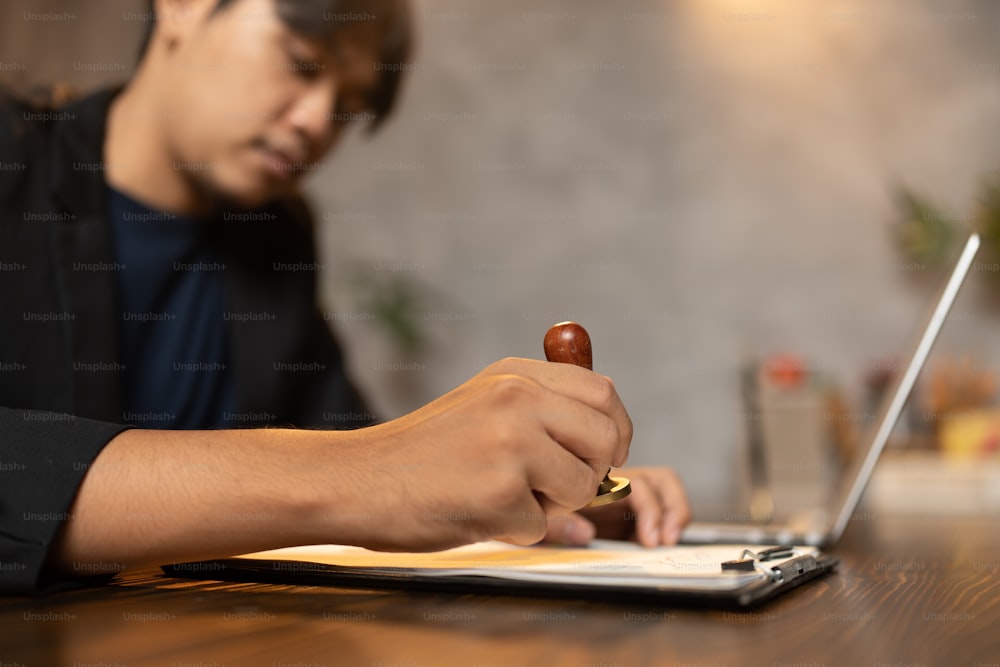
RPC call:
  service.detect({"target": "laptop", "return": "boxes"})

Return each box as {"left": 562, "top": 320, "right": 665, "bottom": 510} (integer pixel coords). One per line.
{"left": 680, "top": 233, "right": 981, "bottom": 547}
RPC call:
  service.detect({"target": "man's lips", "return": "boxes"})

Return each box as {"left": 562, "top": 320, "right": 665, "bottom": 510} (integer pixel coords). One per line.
{"left": 255, "top": 140, "right": 310, "bottom": 181}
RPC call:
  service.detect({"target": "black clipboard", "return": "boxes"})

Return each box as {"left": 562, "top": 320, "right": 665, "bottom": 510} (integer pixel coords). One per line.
{"left": 163, "top": 541, "right": 837, "bottom": 608}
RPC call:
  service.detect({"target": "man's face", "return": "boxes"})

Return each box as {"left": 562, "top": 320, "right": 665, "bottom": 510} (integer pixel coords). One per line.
{"left": 155, "top": 0, "right": 382, "bottom": 208}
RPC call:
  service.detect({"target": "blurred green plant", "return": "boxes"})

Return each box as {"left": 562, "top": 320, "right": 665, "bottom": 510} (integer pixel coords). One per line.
{"left": 348, "top": 265, "right": 428, "bottom": 355}
{"left": 894, "top": 189, "right": 960, "bottom": 267}
{"left": 895, "top": 173, "right": 1000, "bottom": 287}
{"left": 976, "top": 177, "right": 1000, "bottom": 273}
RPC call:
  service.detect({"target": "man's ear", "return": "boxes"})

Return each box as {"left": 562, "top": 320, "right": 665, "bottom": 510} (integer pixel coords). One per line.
{"left": 152, "top": 0, "right": 220, "bottom": 51}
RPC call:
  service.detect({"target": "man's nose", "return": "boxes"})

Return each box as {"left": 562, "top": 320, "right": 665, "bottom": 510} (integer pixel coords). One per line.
{"left": 287, "top": 80, "right": 337, "bottom": 154}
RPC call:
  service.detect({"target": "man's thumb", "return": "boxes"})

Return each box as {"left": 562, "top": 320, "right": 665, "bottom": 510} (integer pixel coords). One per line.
{"left": 541, "top": 513, "right": 596, "bottom": 546}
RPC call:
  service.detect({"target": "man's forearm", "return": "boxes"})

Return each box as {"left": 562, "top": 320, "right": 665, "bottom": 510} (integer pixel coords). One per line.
{"left": 47, "top": 428, "right": 364, "bottom": 575}
{"left": 46, "top": 357, "right": 638, "bottom": 577}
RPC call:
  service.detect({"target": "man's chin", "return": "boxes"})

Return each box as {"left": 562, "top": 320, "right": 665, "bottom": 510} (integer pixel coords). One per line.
{"left": 211, "top": 176, "right": 298, "bottom": 211}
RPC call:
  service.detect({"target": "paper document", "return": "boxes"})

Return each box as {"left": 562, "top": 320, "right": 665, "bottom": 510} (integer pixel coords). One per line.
{"left": 237, "top": 540, "right": 820, "bottom": 592}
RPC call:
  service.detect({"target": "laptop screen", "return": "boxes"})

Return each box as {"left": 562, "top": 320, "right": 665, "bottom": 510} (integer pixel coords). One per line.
{"left": 826, "top": 233, "right": 981, "bottom": 542}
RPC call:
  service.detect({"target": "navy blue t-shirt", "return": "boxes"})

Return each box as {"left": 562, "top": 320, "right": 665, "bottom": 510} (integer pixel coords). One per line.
{"left": 108, "top": 188, "right": 234, "bottom": 429}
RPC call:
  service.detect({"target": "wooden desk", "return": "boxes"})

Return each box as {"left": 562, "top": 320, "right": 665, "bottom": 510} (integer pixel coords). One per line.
{"left": 1, "top": 515, "right": 998, "bottom": 667}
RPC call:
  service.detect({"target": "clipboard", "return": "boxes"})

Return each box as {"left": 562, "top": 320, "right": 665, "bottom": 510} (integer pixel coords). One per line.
{"left": 164, "top": 540, "right": 837, "bottom": 607}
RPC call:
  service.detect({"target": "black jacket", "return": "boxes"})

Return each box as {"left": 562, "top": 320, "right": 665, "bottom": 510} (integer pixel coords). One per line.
{"left": 0, "top": 88, "right": 374, "bottom": 594}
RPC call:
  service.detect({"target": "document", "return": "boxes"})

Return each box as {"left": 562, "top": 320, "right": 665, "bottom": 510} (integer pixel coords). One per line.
{"left": 233, "top": 540, "right": 824, "bottom": 593}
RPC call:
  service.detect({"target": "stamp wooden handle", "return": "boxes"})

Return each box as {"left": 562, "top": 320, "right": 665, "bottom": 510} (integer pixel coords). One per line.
{"left": 543, "top": 321, "right": 593, "bottom": 370}
{"left": 543, "top": 321, "right": 631, "bottom": 507}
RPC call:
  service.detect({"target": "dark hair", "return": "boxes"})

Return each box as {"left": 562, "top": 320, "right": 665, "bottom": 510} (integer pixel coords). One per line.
{"left": 138, "top": 0, "right": 412, "bottom": 130}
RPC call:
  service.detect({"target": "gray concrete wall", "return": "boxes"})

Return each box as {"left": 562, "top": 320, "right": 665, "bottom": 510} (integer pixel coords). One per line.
{"left": 4, "top": 0, "right": 1000, "bottom": 513}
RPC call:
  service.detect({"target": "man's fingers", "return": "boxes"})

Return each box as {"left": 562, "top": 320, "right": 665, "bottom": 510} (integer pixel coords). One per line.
{"left": 622, "top": 475, "right": 664, "bottom": 547}
{"left": 658, "top": 469, "right": 692, "bottom": 545}
{"left": 541, "top": 512, "right": 596, "bottom": 546}
{"left": 600, "top": 375, "right": 632, "bottom": 467}
{"left": 621, "top": 468, "right": 692, "bottom": 546}
{"left": 492, "top": 491, "right": 549, "bottom": 546}
{"left": 480, "top": 375, "right": 617, "bottom": 510}
{"left": 522, "top": 408, "right": 607, "bottom": 511}
{"left": 480, "top": 359, "right": 632, "bottom": 465}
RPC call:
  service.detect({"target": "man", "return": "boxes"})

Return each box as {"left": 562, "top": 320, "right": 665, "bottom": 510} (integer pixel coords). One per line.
{"left": 0, "top": 0, "right": 690, "bottom": 594}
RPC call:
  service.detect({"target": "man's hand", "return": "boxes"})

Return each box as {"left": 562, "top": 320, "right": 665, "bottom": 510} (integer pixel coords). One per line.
{"left": 343, "top": 357, "right": 632, "bottom": 552}
{"left": 541, "top": 466, "right": 691, "bottom": 547}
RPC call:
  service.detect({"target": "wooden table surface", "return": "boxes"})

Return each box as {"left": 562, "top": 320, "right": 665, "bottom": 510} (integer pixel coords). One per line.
{"left": 1, "top": 514, "right": 998, "bottom": 667}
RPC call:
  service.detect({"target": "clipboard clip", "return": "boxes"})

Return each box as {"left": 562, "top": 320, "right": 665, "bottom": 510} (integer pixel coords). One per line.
{"left": 721, "top": 546, "right": 812, "bottom": 583}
